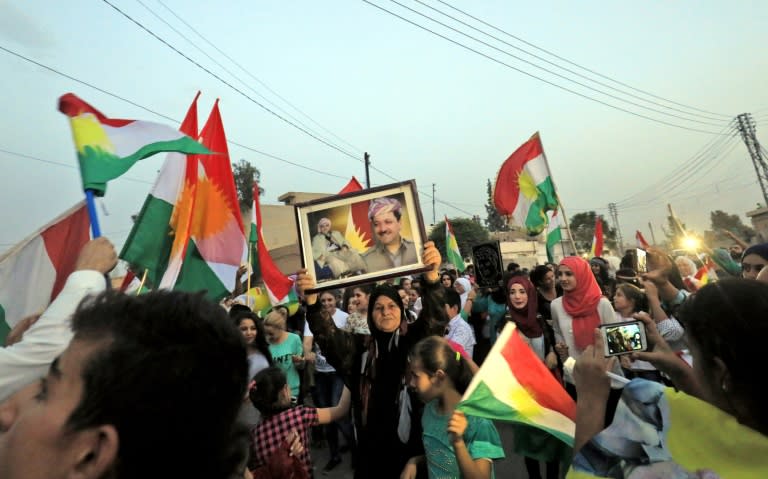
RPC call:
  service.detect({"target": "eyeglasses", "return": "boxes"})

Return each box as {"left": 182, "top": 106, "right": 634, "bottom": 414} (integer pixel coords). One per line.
{"left": 741, "top": 262, "right": 765, "bottom": 273}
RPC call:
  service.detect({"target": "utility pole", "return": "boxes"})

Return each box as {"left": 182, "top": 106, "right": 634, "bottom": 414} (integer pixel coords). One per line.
{"left": 648, "top": 221, "right": 658, "bottom": 245}
{"left": 432, "top": 183, "right": 436, "bottom": 225}
{"left": 364, "top": 152, "right": 371, "bottom": 189}
{"left": 608, "top": 202, "right": 623, "bottom": 254}
{"left": 736, "top": 113, "right": 768, "bottom": 206}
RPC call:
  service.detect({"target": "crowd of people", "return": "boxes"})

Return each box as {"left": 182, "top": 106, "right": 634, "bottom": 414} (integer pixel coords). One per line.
{"left": 1, "top": 233, "right": 768, "bottom": 478}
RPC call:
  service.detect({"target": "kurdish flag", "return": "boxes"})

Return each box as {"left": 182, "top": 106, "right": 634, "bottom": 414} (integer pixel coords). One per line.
{"left": 458, "top": 322, "right": 576, "bottom": 463}
{"left": 251, "top": 181, "right": 294, "bottom": 305}
{"left": 58, "top": 93, "right": 210, "bottom": 196}
{"left": 694, "top": 256, "right": 718, "bottom": 285}
{"left": 493, "top": 132, "right": 558, "bottom": 236}
{"left": 120, "top": 93, "right": 201, "bottom": 290}
{"left": 546, "top": 209, "right": 562, "bottom": 263}
{"left": 0, "top": 203, "right": 90, "bottom": 343}
{"left": 121, "top": 96, "right": 245, "bottom": 301}
{"left": 445, "top": 216, "right": 466, "bottom": 273}
{"left": 590, "top": 216, "right": 604, "bottom": 258}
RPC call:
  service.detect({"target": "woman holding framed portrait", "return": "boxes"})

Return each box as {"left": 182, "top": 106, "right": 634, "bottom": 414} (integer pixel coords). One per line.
{"left": 296, "top": 241, "right": 448, "bottom": 479}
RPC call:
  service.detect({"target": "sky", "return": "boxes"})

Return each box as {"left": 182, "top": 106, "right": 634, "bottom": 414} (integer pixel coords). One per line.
{"left": 1, "top": 0, "right": 767, "bottom": 256}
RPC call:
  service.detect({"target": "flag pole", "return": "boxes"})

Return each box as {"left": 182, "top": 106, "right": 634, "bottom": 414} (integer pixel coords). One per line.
{"left": 136, "top": 269, "right": 148, "bottom": 295}
{"left": 84, "top": 189, "right": 101, "bottom": 238}
{"left": 246, "top": 245, "right": 253, "bottom": 309}
{"left": 537, "top": 133, "right": 578, "bottom": 256}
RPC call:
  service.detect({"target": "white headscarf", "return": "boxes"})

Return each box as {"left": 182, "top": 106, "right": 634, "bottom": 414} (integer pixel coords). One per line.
{"left": 454, "top": 277, "right": 472, "bottom": 308}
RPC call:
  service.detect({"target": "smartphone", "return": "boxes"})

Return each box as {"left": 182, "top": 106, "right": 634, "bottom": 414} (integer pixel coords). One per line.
{"left": 627, "top": 248, "right": 648, "bottom": 274}
{"left": 600, "top": 320, "right": 648, "bottom": 356}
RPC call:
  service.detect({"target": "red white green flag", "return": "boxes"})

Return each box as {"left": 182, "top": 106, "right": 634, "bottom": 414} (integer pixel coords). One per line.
{"left": 0, "top": 203, "right": 90, "bottom": 343}
{"left": 445, "top": 216, "right": 466, "bottom": 273}
{"left": 120, "top": 96, "right": 245, "bottom": 301}
{"left": 493, "top": 132, "right": 559, "bottom": 236}
{"left": 58, "top": 93, "right": 209, "bottom": 196}
{"left": 590, "top": 216, "right": 604, "bottom": 257}
{"left": 251, "top": 181, "right": 294, "bottom": 305}
{"left": 458, "top": 322, "right": 576, "bottom": 462}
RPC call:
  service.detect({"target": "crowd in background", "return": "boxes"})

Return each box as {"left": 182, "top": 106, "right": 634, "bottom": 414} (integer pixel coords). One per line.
{"left": 2, "top": 236, "right": 768, "bottom": 478}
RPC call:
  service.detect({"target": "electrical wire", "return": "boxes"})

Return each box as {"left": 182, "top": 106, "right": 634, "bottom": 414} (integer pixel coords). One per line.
{"left": 0, "top": 45, "right": 348, "bottom": 180}
{"left": 100, "top": 0, "right": 364, "bottom": 163}
{"left": 409, "top": 0, "right": 729, "bottom": 123}
{"left": 431, "top": 0, "right": 733, "bottom": 119}
{"left": 614, "top": 120, "right": 737, "bottom": 206}
{"left": 0, "top": 43, "right": 475, "bottom": 216}
{"left": 361, "top": 0, "right": 730, "bottom": 135}
{"left": 133, "top": 0, "right": 362, "bottom": 158}
{"left": 153, "top": 0, "right": 365, "bottom": 155}
{"left": 0, "top": 148, "right": 154, "bottom": 185}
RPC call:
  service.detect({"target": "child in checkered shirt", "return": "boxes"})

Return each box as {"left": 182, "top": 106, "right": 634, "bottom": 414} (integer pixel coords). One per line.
{"left": 249, "top": 366, "right": 350, "bottom": 477}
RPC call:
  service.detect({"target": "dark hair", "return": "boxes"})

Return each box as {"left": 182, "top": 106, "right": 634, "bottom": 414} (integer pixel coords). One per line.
{"left": 506, "top": 262, "right": 520, "bottom": 272}
{"left": 677, "top": 279, "right": 768, "bottom": 433}
{"left": 249, "top": 367, "right": 290, "bottom": 417}
{"left": 440, "top": 271, "right": 455, "bottom": 285}
{"left": 410, "top": 336, "right": 473, "bottom": 394}
{"left": 616, "top": 283, "right": 647, "bottom": 313}
{"left": 529, "top": 265, "right": 552, "bottom": 288}
{"left": 352, "top": 283, "right": 374, "bottom": 296}
{"left": 233, "top": 311, "right": 274, "bottom": 368}
{"left": 67, "top": 290, "right": 248, "bottom": 479}
{"left": 443, "top": 288, "right": 461, "bottom": 311}
{"left": 319, "top": 289, "right": 338, "bottom": 301}
{"left": 228, "top": 303, "right": 252, "bottom": 318}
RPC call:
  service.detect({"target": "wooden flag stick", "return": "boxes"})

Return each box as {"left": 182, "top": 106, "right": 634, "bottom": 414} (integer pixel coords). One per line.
{"left": 136, "top": 269, "right": 148, "bottom": 295}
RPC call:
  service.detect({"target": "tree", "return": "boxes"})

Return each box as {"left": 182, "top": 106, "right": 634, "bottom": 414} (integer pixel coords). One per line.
{"left": 429, "top": 217, "right": 490, "bottom": 265}
{"left": 710, "top": 210, "right": 755, "bottom": 243}
{"left": 484, "top": 179, "right": 509, "bottom": 232}
{"left": 568, "top": 211, "right": 618, "bottom": 254}
{"left": 232, "top": 159, "right": 263, "bottom": 212}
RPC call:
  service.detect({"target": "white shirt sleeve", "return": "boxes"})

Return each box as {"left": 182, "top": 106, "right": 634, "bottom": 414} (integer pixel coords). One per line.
{"left": 0, "top": 270, "right": 106, "bottom": 402}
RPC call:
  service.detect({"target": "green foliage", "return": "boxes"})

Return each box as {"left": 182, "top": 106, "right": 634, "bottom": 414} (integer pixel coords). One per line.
{"left": 484, "top": 179, "right": 509, "bottom": 232}
{"left": 232, "top": 159, "right": 263, "bottom": 212}
{"left": 429, "top": 218, "right": 490, "bottom": 264}
{"left": 710, "top": 210, "right": 756, "bottom": 242}
{"left": 568, "top": 211, "right": 618, "bottom": 253}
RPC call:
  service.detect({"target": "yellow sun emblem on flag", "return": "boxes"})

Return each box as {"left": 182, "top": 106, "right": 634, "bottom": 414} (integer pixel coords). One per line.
{"left": 517, "top": 170, "right": 540, "bottom": 200}
{"left": 69, "top": 113, "right": 115, "bottom": 155}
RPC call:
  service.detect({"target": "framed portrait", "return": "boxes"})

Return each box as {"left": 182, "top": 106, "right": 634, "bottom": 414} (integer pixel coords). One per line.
{"left": 472, "top": 241, "right": 504, "bottom": 288}
{"left": 294, "top": 180, "right": 430, "bottom": 293}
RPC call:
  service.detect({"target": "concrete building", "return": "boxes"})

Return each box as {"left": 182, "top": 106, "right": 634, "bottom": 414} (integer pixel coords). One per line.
{"left": 747, "top": 206, "right": 768, "bottom": 243}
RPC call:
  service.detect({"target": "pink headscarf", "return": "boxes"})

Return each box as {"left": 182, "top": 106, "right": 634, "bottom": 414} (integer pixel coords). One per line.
{"left": 505, "top": 276, "right": 543, "bottom": 338}
{"left": 560, "top": 256, "right": 603, "bottom": 349}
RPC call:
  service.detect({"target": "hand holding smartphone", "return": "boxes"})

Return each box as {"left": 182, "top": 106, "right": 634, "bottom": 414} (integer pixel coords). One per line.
{"left": 600, "top": 320, "right": 648, "bottom": 356}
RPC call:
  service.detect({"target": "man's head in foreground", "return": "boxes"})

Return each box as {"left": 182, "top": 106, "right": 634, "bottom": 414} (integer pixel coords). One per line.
{"left": 0, "top": 290, "right": 248, "bottom": 479}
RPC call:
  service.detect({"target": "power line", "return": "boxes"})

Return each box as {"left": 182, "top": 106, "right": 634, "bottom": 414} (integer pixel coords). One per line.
{"left": 153, "top": 0, "right": 365, "bottom": 155}
{"left": 0, "top": 45, "right": 347, "bottom": 180}
{"left": 1, "top": 41, "right": 476, "bottom": 217}
{"left": 133, "top": 0, "right": 363, "bottom": 158}
{"left": 614, "top": 120, "right": 737, "bottom": 206}
{"left": 408, "top": 0, "right": 728, "bottom": 124}
{"left": 361, "top": 0, "right": 729, "bottom": 135}
{"left": 432, "top": 0, "right": 732, "bottom": 119}
{"left": 617, "top": 137, "right": 742, "bottom": 210}
{"left": 100, "top": 0, "right": 364, "bottom": 163}
{"left": 0, "top": 148, "right": 155, "bottom": 185}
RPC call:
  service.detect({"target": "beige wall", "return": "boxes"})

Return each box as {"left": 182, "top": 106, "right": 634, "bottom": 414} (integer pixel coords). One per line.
{"left": 748, "top": 206, "right": 768, "bottom": 243}
{"left": 245, "top": 191, "right": 335, "bottom": 274}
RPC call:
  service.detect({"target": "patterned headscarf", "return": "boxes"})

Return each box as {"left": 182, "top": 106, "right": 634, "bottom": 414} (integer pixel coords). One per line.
{"left": 560, "top": 256, "right": 603, "bottom": 350}
{"left": 505, "top": 276, "right": 543, "bottom": 338}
